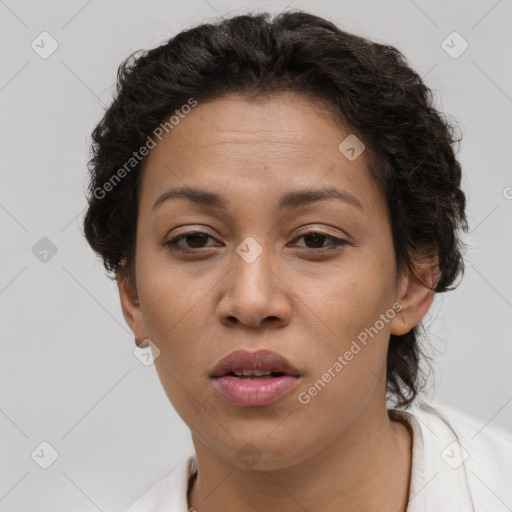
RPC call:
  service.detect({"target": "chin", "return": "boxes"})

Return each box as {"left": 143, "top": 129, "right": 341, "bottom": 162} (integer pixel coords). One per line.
{"left": 204, "top": 429, "right": 318, "bottom": 471}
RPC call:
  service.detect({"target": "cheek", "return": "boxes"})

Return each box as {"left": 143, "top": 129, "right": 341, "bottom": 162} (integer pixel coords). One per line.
{"left": 136, "top": 247, "right": 210, "bottom": 328}
{"left": 294, "top": 276, "right": 393, "bottom": 419}
{"left": 135, "top": 252, "right": 219, "bottom": 388}
{"left": 294, "top": 251, "right": 396, "bottom": 394}
{"left": 305, "top": 254, "right": 396, "bottom": 339}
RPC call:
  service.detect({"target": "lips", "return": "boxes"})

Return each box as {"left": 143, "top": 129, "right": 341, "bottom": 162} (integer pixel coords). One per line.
{"left": 210, "top": 349, "right": 301, "bottom": 407}
{"left": 210, "top": 349, "right": 301, "bottom": 378}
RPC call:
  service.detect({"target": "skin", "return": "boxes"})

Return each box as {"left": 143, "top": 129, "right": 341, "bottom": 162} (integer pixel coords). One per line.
{"left": 117, "top": 92, "right": 438, "bottom": 512}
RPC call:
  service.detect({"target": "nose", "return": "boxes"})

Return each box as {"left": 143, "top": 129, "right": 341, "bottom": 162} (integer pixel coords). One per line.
{"left": 216, "top": 243, "right": 292, "bottom": 329}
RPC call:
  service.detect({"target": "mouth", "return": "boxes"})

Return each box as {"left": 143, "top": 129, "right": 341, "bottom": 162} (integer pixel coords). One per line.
{"left": 224, "top": 370, "right": 289, "bottom": 380}
{"left": 210, "top": 349, "right": 301, "bottom": 407}
{"left": 209, "top": 349, "right": 301, "bottom": 379}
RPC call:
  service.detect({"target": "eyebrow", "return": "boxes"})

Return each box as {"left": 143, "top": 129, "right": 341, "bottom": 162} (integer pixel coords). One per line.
{"left": 152, "top": 185, "right": 363, "bottom": 212}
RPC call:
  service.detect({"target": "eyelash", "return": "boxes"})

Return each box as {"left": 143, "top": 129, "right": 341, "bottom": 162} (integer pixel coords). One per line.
{"left": 163, "top": 230, "right": 348, "bottom": 253}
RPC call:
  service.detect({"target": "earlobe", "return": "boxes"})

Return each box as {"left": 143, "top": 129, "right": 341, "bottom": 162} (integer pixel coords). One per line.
{"left": 116, "top": 266, "right": 149, "bottom": 344}
{"left": 135, "top": 336, "right": 151, "bottom": 348}
{"left": 390, "top": 257, "right": 439, "bottom": 336}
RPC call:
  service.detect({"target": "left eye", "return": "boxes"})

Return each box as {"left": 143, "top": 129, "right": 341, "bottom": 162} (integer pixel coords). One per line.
{"left": 291, "top": 231, "right": 347, "bottom": 250}
{"left": 163, "top": 231, "right": 347, "bottom": 251}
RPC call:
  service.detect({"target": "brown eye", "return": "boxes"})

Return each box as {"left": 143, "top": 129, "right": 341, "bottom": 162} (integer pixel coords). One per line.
{"left": 164, "top": 231, "right": 216, "bottom": 251}
{"left": 292, "top": 231, "right": 347, "bottom": 251}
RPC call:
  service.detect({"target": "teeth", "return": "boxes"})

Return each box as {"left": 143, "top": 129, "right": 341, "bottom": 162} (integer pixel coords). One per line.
{"left": 232, "top": 369, "right": 273, "bottom": 376}
{"left": 251, "top": 369, "right": 272, "bottom": 376}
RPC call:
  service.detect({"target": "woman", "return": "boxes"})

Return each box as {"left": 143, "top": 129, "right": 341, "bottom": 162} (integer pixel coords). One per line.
{"left": 83, "top": 11, "right": 511, "bottom": 512}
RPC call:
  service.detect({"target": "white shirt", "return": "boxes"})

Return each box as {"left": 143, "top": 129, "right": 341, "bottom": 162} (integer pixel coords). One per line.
{"left": 124, "top": 401, "right": 512, "bottom": 511}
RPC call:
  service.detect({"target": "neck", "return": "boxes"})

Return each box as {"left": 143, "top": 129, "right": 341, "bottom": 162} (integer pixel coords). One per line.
{"left": 188, "top": 401, "right": 412, "bottom": 512}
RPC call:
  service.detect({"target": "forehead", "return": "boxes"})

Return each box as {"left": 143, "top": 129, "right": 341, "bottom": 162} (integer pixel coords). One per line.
{"left": 138, "top": 92, "right": 382, "bottom": 217}
{"left": 149, "top": 93, "right": 345, "bottom": 157}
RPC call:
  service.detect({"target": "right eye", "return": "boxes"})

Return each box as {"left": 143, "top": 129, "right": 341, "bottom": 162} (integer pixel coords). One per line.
{"left": 163, "top": 231, "right": 218, "bottom": 251}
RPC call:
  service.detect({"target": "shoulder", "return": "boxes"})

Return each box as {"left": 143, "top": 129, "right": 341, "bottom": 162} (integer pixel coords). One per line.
{"left": 412, "top": 400, "right": 512, "bottom": 463}
{"left": 404, "top": 399, "right": 512, "bottom": 511}
{"left": 124, "top": 454, "right": 197, "bottom": 512}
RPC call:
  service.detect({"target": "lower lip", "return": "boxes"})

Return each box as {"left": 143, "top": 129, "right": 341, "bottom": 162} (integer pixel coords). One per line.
{"left": 212, "top": 375, "right": 300, "bottom": 407}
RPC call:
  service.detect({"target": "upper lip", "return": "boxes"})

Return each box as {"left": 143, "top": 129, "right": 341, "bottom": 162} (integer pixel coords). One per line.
{"left": 210, "top": 349, "right": 301, "bottom": 378}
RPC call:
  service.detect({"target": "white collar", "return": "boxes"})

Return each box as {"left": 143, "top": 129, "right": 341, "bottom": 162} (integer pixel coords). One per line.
{"left": 393, "top": 402, "right": 475, "bottom": 511}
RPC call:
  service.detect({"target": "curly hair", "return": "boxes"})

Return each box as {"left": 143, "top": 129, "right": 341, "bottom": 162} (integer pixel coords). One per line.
{"left": 83, "top": 10, "right": 468, "bottom": 408}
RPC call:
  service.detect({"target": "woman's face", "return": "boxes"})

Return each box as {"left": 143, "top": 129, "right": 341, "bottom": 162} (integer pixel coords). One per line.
{"left": 119, "top": 92, "right": 425, "bottom": 470}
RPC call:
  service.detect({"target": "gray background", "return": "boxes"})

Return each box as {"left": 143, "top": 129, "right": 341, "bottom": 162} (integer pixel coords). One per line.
{"left": 1, "top": 0, "right": 511, "bottom": 510}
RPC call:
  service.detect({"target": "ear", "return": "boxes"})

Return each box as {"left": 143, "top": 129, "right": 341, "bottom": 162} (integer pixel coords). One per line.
{"left": 116, "top": 265, "right": 150, "bottom": 347}
{"left": 390, "top": 255, "right": 439, "bottom": 336}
